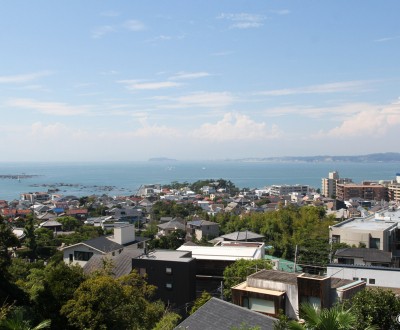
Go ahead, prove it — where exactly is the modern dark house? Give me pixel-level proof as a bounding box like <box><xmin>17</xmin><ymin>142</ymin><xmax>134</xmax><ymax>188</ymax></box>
<box><xmin>132</xmin><ymin>250</ymin><xmax>196</xmax><ymax>314</ymax></box>
<box><xmin>231</xmin><ymin>269</ymin><xmax>365</xmax><ymax>319</ymax></box>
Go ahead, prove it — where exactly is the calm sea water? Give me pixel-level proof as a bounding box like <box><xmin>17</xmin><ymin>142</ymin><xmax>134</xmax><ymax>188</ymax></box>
<box><xmin>0</xmin><ymin>161</ymin><xmax>399</xmax><ymax>201</ymax></box>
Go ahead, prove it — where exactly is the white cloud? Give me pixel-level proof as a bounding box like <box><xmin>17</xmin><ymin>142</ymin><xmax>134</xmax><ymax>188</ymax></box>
<box><xmin>91</xmin><ymin>25</ymin><xmax>116</xmax><ymax>38</ymax></box>
<box><xmin>0</xmin><ymin>71</ymin><xmax>52</xmax><ymax>84</ymax></box>
<box><xmin>131</xmin><ymin>118</ymin><xmax>182</xmax><ymax>138</ymax></box>
<box><xmin>270</xmin><ymin>9</ymin><xmax>290</xmax><ymax>15</ymax></box>
<box><xmin>123</xmin><ymin>20</ymin><xmax>145</xmax><ymax>31</ymax></box>
<box><xmin>192</xmin><ymin>113</ymin><xmax>281</xmax><ymax>141</ymax></box>
<box><xmin>374</xmin><ymin>36</ymin><xmax>400</xmax><ymax>42</ymax></box>
<box><xmin>118</xmin><ymin>80</ymin><xmax>181</xmax><ymax>90</ymax></box>
<box><xmin>158</xmin><ymin>91</ymin><xmax>235</xmax><ymax>109</ymax></box>
<box><xmin>317</xmin><ymin>101</ymin><xmax>400</xmax><ymax>138</ymax></box>
<box><xmin>258</xmin><ymin>80</ymin><xmax>374</xmax><ymax>96</ymax></box>
<box><xmin>217</xmin><ymin>13</ymin><xmax>266</xmax><ymax>29</ymax></box>
<box><xmin>264</xmin><ymin>102</ymin><xmax>377</xmax><ymax>118</ymax></box>
<box><xmin>7</xmin><ymin>98</ymin><xmax>92</xmax><ymax>116</ymax></box>
<box><xmin>170</xmin><ymin>71</ymin><xmax>211</xmax><ymax>80</ymax></box>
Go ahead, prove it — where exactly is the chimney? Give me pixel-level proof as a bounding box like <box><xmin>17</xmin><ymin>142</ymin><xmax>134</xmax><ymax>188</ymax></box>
<box><xmin>113</xmin><ymin>224</ymin><xmax>136</xmax><ymax>245</ymax></box>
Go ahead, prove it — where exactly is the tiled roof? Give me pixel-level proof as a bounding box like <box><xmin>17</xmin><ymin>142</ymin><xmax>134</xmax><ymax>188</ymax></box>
<box><xmin>221</xmin><ymin>231</ymin><xmax>264</xmax><ymax>241</ymax></box>
<box><xmin>81</xmin><ymin>236</ymin><xmax>124</xmax><ymax>253</ymax></box>
<box><xmin>335</xmin><ymin>248</ymin><xmax>392</xmax><ymax>263</ymax></box>
<box><xmin>175</xmin><ymin>298</ymin><xmax>276</xmax><ymax>330</ymax></box>
<box><xmin>83</xmin><ymin>248</ymin><xmax>143</xmax><ymax>278</ymax></box>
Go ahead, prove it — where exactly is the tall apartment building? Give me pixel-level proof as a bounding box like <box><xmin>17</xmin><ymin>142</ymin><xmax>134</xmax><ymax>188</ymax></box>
<box><xmin>321</xmin><ymin>171</ymin><xmax>353</xmax><ymax>198</ymax></box>
<box><xmin>336</xmin><ymin>183</ymin><xmax>388</xmax><ymax>202</ymax></box>
<box><xmin>269</xmin><ymin>184</ymin><xmax>309</xmax><ymax>197</ymax></box>
<box><xmin>388</xmin><ymin>173</ymin><xmax>400</xmax><ymax>203</ymax></box>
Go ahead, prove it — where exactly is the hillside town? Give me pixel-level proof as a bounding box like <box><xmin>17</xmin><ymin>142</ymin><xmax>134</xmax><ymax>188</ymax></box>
<box><xmin>1</xmin><ymin>172</ymin><xmax>400</xmax><ymax>329</ymax></box>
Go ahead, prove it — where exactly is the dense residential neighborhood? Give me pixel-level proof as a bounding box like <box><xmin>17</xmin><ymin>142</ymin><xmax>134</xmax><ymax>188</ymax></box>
<box><xmin>1</xmin><ymin>175</ymin><xmax>400</xmax><ymax>329</ymax></box>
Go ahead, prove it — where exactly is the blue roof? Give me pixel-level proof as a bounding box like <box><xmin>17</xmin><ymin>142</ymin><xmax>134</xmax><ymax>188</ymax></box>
<box><xmin>53</xmin><ymin>208</ymin><xmax>64</xmax><ymax>213</ymax></box>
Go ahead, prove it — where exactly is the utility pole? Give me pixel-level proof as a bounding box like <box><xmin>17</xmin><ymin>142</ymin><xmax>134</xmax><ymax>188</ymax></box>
<box><xmin>294</xmin><ymin>244</ymin><xmax>298</xmax><ymax>273</ymax></box>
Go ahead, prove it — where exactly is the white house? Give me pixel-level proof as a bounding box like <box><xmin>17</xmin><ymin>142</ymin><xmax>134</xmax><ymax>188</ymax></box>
<box><xmin>61</xmin><ymin>224</ymin><xmax>147</xmax><ymax>267</ymax></box>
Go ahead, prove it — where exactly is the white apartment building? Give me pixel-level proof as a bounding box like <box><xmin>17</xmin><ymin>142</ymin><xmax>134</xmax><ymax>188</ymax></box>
<box><xmin>269</xmin><ymin>184</ymin><xmax>309</xmax><ymax>197</ymax></box>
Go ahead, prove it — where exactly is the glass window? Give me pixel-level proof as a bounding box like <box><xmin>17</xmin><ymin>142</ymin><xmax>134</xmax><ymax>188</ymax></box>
<box><xmin>74</xmin><ymin>251</ymin><xmax>93</xmax><ymax>261</ymax></box>
<box><xmin>166</xmin><ymin>267</ymin><xmax>172</xmax><ymax>274</ymax></box>
<box><xmin>165</xmin><ymin>283</ymin><xmax>173</xmax><ymax>289</ymax></box>
<box><xmin>369</xmin><ymin>278</ymin><xmax>375</xmax><ymax>284</ymax></box>
<box><xmin>370</xmin><ymin>238</ymin><xmax>381</xmax><ymax>249</ymax></box>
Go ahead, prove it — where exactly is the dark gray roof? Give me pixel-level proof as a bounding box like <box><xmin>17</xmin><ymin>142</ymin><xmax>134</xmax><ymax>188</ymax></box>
<box><xmin>157</xmin><ymin>219</ymin><xmax>186</xmax><ymax>230</ymax></box>
<box><xmin>83</xmin><ymin>236</ymin><xmax>124</xmax><ymax>253</ymax></box>
<box><xmin>187</xmin><ymin>219</ymin><xmax>218</xmax><ymax>227</ymax></box>
<box><xmin>83</xmin><ymin>248</ymin><xmax>144</xmax><ymax>278</ymax></box>
<box><xmin>335</xmin><ymin>248</ymin><xmax>392</xmax><ymax>263</ymax></box>
<box><xmin>175</xmin><ymin>298</ymin><xmax>276</xmax><ymax>330</ymax></box>
<box><xmin>250</xmin><ymin>269</ymin><xmax>298</xmax><ymax>284</ymax></box>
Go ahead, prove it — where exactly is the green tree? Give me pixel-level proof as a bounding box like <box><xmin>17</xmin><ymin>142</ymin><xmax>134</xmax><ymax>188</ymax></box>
<box><xmin>0</xmin><ymin>219</ymin><xmax>20</xmax><ymax>275</ymax></box>
<box><xmin>223</xmin><ymin>259</ymin><xmax>272</xmax><ymax>300</ymax></box>
<box><xmin>190</xmin><ymin>291</ymin><xmax>212</xmax><ymax>315</ymax></box>
<box><xmin>286</xmin><ymin>303</ymin><xmax>363</xmax><ymax>330</ymax></box>
<box><xmin>343</xmin><ymin>287</ymin><xmax>400</xmax><ymax>330</ymax></box>
<box><xmin>153</xmin><ymin>312</ymin><xmax>181</xmax><ymax>330</ymax></box>
<box><xmin>0</xmin><ymin>307</ymin><xmax>51</xmax><ymax>330</ymax></box>
<box><xmin>57</xmin><ymin>216</ymin><xmax>81</xmax><ymax>231</ymax></box>
<box><xmin>61</xmin><ymin>271</ymin><xmax>164</xmax><ymax>330</ymax></box>
<box><xmin>20</xmin><ymin>262</ymin><xmax>85</xmax><ymax>328</ymax></box>
<box><xmin>23</xmin><ymin>218</ymin><xmax>37</xmax><ymax>259</ymax></box>
<box><xmin>149</xmin><ymin>230</ymin><xmax>186</xmax><ymax>250</ymax></box>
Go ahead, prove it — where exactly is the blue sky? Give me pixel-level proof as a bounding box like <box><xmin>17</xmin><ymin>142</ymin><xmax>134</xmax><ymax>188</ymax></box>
<box><xmin>1</xmin><ymin>1</ymin><xmax>400</xmax><ymax>161</ymax></box>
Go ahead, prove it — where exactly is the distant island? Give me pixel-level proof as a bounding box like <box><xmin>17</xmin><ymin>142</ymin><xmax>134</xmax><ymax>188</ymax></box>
<box><xmin>229</xmin><ymin>152</ymin><xmax>400</xmax><ymax>163</ymax></box>
<box><xmin>148</xmin><ymin>157</ymin><xmax>177</xmax><ymax>162</ymax></box>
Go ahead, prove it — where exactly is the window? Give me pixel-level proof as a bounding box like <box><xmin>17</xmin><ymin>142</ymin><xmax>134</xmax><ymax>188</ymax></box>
<box><xmin>138</xmin><ymin>268</ymin><xmax>146</xmax><ymax>276</ymax></box>
<box><xmin>370</xmin><ymin>237</ymin><xmax>381</xmax><ymax>249</ymax></box>
<box><xmin>74</xmin><ymin>251</ymin><xmax>93</xmax><ymax>261</ymax></box>
<box><xmin>338</xmin><ymin>258</ymin><xmax>354</xmax><ymax>265</ymax></box>
<box><xmin>165</xmin><ymin>283</ymin><xmax>173</xmax><ymax>290</ymax></box>
<box><xmin>361</xmin><ymin>278</ymin><xmax>367</xmax><ymax>282</ymax></box>
<box><xmin>332</xmin><ymin>235</ymin><xmax>340</xmax><ymax>243</ymax></box>
<box><xmin>353</xmin><ymin>277</ymin><xmax>359</xmax><ymax>281</ymax></box>
<box><xmin>166</xmin><ymin>267</ymin><xmax>172</xmax><ymax>274</ymax></box>
<box><xmin>369</xmin><ymin>278</ymin><xmax>376</xmax><ymax>284</ymax></box>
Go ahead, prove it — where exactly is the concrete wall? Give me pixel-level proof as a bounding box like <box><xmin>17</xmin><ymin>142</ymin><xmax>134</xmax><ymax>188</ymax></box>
<box><xmin>327</xmin><ymin>265</ymin><xmax>400</xmax><ymax>288</ymax></box>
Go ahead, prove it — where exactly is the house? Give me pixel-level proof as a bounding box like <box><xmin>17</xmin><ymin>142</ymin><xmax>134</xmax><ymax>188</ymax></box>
<box><xmin>106</xmin><ymin>207</ymin><xmax>143</xmax><ymax>223</ymax></box>
<box><xmin>82</xmin><ymin>246</ymin><xmax>144</xmax><ymax>278</ymax></box>
<box><xmin>329</xmin><ymin>207</ymin><xmax>400</xmax><ymax>264</ymax></box>
<box><xmin>333</xmin><ymin>248</ymin><xmax>394</xmax><ymax>267</ymax></box>
<box><xmin>186</xmin><ymin>219</ymin><xmax>219</xmax><ymax>241</ymax></box>
<box><xmin>39</xmin><ymin>220</ymin><xmax>62</xmax><ymax>232</ymax></box>
<box><xmin>178</xmin><ymin>241</ymin><xmax>265</xmax><ymax>277</ymax></box>
<box><xmin>157</xmin><ymin>218</ymin><xmax>186</xmax><ymax>237</ymax></box>
<box><xmin>132</xmin><ymin>250</ymin><xmax>196</xmax><ymax>314</ymax></box>
<box><xmin>61</xmin><ymin>224</ymin><xmax>147</xmax><ymax>267</ymax></box>
<box><xmin>327</xmin><ymin>264</ymin><xmax>400</xmax><ymax>289</ymax></box>
<box><xmin>231</xmin><ymin>269</ymin><xmax>365</xmax><ymax>319</ymax></box>
<box><xmin>175</xmin><ymin>297</ymin><xmax>276</xmax><ymax>330</ymax></box>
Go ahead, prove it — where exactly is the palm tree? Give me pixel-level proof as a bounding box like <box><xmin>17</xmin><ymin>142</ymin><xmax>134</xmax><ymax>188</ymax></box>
<box><xmin>0</xmin><ymin>308</ymin><xmax>51</xmax><ymax>330</ymax></box>
<box><xmin>287</xmin><ymin>303</ymin><xmax>377</xmax><ymax>330</ymax></box>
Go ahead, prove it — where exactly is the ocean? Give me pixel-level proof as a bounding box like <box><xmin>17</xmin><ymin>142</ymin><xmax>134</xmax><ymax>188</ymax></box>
<box><xmin>0</xmin><ymin>161</ymin><xmax>399</xmax><ymax>201</ymax></box>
